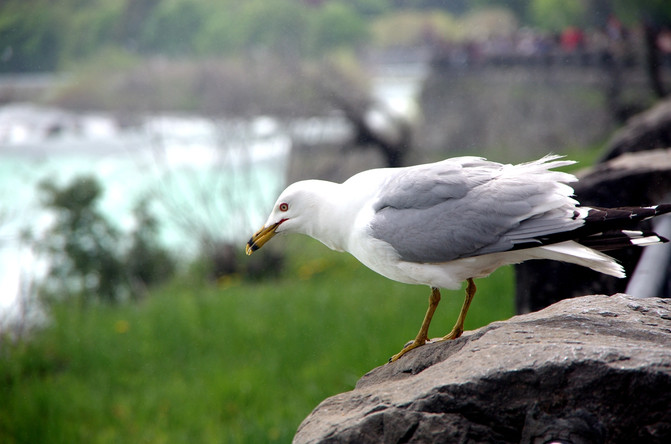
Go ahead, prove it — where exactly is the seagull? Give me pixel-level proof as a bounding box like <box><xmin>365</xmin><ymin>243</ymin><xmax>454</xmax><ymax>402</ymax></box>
<box><xmin>245</xmin><ymin>155</ymin><xmax>671</xmax><ymax>362</ymax></box>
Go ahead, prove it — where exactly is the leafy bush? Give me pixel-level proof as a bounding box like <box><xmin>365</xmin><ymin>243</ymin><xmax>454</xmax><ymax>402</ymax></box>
<box><xmin>125</xmin><ymin>199</ymin><xmax>177</xmax><ymax>293</ymax></box>
<box><xmin>35</xmin><ymin>176</ymin><xmax>175</xmax><ymax>304</ymax></box>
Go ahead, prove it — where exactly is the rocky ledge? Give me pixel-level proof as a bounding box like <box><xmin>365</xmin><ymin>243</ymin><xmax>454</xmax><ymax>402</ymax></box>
<box><xmin>294</xmin><ymin>294</ymin><xmax>671</xmax><ymax>444</ymax></box>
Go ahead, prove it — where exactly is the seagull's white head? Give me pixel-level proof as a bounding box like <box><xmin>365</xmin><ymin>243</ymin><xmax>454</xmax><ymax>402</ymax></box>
<box><xmin>245</xmin><ymin>180</ymin><xmax>336</xmax><ymax>255</ymax></box>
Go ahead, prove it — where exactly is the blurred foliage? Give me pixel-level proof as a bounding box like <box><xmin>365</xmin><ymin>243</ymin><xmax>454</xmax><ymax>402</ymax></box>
<box><xmin>370</xmin><ymin>10</ymin><xmax>459</xmax><ymax>48</ymax></box>
<box><xmin>0</xmin><ymin>0</ymin><xmax>369</xmax><ymax>72</ymax></box>
<box><xmin>529</xmin><ymin>0</ymin><xmax>588</xmax><ymax>32</ymax></box>
<box><xmin>458</xmin><ymin>8</ymin><xmax>520</xmax><ymax>40</ymax></box>
<box><xmin>612</xmin><ymin>0</ymin><xmax>671</xmax><ymax>27</ymax></box>
<box><xmin>35</xmin><ymin>175</ymin><xmax>175</xmax><ymax>304</ymax></box>
<box><xmin>49</xmin><ymin>53</ymin><xmax>370</xmax><ymax>116</ymax></box>
<box><xmin>370</xmin><ymin>8</ymin><xmax>519</xmax><ymax>48</ymax></box>
<box><xmin>125</xmin><ymin>199</ymin><xmax>177</xmax><ymax>291</ymax></box>
<box><xmin>188</xmin><ymin>240</ymin><xmax>285</xmax><ymax>284</ymax></box>
<box><xmin>308</xmin><ymin>1</ymin><xmax>368</xmax><ymax>54</ymax></box>
<box><xmin>37</xmin><ymin>176</ymin><xmax>126</xmax><ymax>304</ymax></box>
<box><xmin>3</xmin><ymin>0</ymin><xmax>671</xmax><ymax>73</ymax></box>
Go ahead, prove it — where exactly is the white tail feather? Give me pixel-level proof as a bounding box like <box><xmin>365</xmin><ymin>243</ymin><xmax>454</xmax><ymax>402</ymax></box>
<box><xmin>533</xmin><ymin>241</ymin><xmax>625</xmax><ymax>278</ymax></box>
<box><xmin>621</xmin><ymin>230</ymin><xmax>663</xmax><ymax>247</ymax></box>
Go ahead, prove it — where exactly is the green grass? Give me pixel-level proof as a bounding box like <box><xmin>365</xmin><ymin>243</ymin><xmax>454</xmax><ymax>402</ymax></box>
<box><xmin>0</xmin><ymin>237</ymin><xmax>514</xmax><ymax>443</ymax></box>
<box><xmin>557</xmin><ymin>143</ymin><xmax>606</xmax><ymax>171</ymax></box>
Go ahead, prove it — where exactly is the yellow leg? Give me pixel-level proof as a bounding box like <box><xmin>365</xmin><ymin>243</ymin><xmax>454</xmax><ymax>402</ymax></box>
<box><xmin>389</xmin><ymin>287</ymin><xmax>441</xmax><ymax>362</ymax></box>
<box><xmin>440</xmin><ymin>278</ymin><xmax>476</xmax><ymax>341</ymax></box>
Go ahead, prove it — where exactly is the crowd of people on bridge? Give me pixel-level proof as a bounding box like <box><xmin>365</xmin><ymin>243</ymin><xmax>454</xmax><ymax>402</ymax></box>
<box><xmin>430</xmin><ymin>15</ymin><xmax>671</xmax><ymax>68</ymax></box>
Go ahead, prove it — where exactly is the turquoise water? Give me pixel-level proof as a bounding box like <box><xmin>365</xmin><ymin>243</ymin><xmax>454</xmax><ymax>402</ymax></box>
<box><xmin>0</xmin><ymin>117</ymin><xmax>291</xmax><ymax>317</ymax></box>
<box><xmin>0</xmin><ymin>66</ymin><xmax>425</xmax><ymax>323</ymax></box>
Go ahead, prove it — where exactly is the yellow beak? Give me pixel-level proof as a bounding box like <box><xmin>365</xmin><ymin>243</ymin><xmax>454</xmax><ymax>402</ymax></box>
<box><xmin>245</xmin><ymin>221</ymin><xmax>283</xmax><ymax>255</ymax></box>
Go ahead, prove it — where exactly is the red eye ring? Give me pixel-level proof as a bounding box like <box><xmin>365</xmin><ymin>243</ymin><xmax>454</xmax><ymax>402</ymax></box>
<box><xmin>279</xmin><ymin>203</ymin><xmax>289</xmax><ymax>212</ymax></box>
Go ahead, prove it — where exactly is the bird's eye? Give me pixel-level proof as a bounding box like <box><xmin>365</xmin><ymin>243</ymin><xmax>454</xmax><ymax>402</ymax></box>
<box><xmin>279</xmin><ymin>203</ymin><xmax>289</xmax><ymax>212</ymax></box>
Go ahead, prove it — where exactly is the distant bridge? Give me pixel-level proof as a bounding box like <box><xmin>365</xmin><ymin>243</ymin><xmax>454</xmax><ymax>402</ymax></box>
<box><xmin>431</xmin><ymin>49</ymin><xmax>671</xmax><ymax>71</ymax></box>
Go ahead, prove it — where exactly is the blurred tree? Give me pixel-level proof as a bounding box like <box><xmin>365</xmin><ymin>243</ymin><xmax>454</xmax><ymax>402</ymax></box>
<box><xmin>194</xmin><ymin>3</ymin><xmax>240</xmax><ymax>56</ymax></box>
<box><xmin>139</xmin><ymin>0</ymin><xmax>208</xmax><ymax>55</ymax></box>
<box><xmin>477</xmin><ymin>0</ymin><xmax>528</xmax><ymax>21</ymax></box>
<box><xmin>61</xmin><ymin>0</ymin><xmax>123</xmax><ymax>62</ymax></box>
<box><xmin>611</xmin><ymin>0</ymin><xmax>671</xmax><ymax>26</ymax></box>
<box><xmin>459</xmin><ymin>8</ymin><xmax>518</xmax><ymax>41</ymax></box>
<box><xmin>0</xmin><ymin>0</ymin><xmax>64</xmax><ymax>72</ymax></box>
<box><xmin>38</xmin><ymin>176</ymin><xmax>126</xmax><ymax>304</ymax></box>
<box><xmin>393</xmin><ymin>0</ymin><xmax>470</xmax><ymax>15</ymax></box>
<box><xmin>125</xmin><ymin>199</ymin><xmax>176</xmax><ymax>293</ymax></box>
<box><xmin>308</xmin><ymin>2</ymin><xmax>368</xmax><ymax>55</ymax></box>
<box><xmin>371</xmin><ymin>10</ymin><xmax>459</xmax><ymax>49</ymax></box>
<box><xmin>115</xmin><ymin>0</ymin><xmax>162</xmax><ymax>52</ymax></box>
<box><xmin>238</xmin><ymin>0</ymin><xmax>310</xmax><ymax>56</ymax></box>
<box><xmin>36</xmin><ymin>176</ymin><xmax>174</xmax><ymax>305</ymax></box>
<box><xmin>528</xmin><ymin>0</ymin><xmax>588</xmax><ymax>32</ymax></box>
<box><xmin>611</xmin><ymin>0</ymin><xmax>671</xmax><ymax>98</ymax></box>
<box><xmin>348</xmin><ymin>0</ymin><xmax>390</xmax><ymax>17</ymax></box>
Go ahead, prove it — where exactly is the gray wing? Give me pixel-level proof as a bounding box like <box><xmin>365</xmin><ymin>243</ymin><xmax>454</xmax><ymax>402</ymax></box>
<box><xmin>369</xmin><ymin>156</ymin><xmax>581</xmax><ymax>263</ymax></box>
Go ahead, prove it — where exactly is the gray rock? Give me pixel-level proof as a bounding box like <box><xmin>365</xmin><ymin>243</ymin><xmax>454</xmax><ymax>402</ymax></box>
<box><xmin>294</xmin><ymin>294</ymin><xmax>671</xmax><ymax>444</ymax></box>
<box><xmin>601</xmin><ymin>98</ymin><xmax>671</xmax><ymax>162</ymax></box>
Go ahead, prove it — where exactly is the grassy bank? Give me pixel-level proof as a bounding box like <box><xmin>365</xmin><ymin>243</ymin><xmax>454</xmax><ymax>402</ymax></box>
<box><xmin>1</xmin><ymin>237</ymin><xmax>514</xmax><ymax>443</ymax></box>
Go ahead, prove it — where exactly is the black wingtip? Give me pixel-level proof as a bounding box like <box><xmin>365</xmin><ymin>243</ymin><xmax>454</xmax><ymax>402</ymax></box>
<box><xmin>653</xmin><ymin>204</ymin><xmax>671</xmax><ymax>217</ymax></box>
<box><xmin>583</xmin><ymin>204</ymin><xmax>671</xmax><ymax>225</ymax></box>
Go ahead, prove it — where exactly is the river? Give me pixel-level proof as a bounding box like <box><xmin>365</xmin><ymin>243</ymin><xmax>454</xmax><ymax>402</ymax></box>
<box><xmin>0</xmin><ymin>109</ymin><xmax>293</xmax><ymax>324</ymax></box>
<box><xmin>0</xmin><ymin>59</ymin><xmax>428</xmax><ymax>328</ymax></box>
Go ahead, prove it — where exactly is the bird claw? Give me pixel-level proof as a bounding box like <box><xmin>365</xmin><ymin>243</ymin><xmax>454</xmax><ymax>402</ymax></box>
<box><xmin>441</xmin><ymin>327</ymin><xmax>463</xmax><ymax>341</ymax></box>
<box><xmin>388</xmin><ymin>338</ymin><xmax>427</xmax><ymax>363</ymax></box>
